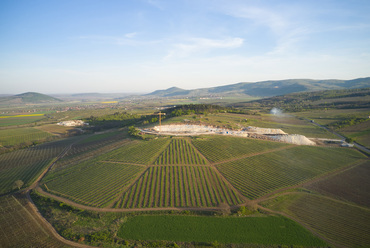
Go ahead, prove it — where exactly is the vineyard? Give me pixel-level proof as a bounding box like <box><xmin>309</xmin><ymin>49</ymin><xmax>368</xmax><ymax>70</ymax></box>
<box><xmin>306</xmin><ymin>160</ymin><xmax>370</xmax><ymax>207</ymax></box>
<box><xmin>216</xmin><ymin>146</ymin><xmax>366</xmax><ymax>199</ymax></box>
<box><xmin>192</xmin><ymin>135</ymin><xmax>290</xmax><ymax>163</ymax></box>
<box><xmin>263</xmin><ymin>193</ymin><xmax>370</xmax><ymax>247</ymax></box>
<box><xmin>115</xmin><ymin>166</ymin><xmax>242</xmax><ymax>208</ymax></box>
<box><xmin>0</xmin><ymin>194</ymin><xmax>65</xmax><ymax>247</ymax></box>
<box><xmin>154</xmin><ymin>138</ymin><xmax>207</xmax><ymax>165</ymax></box>
<box><xmin>0</xmin><ymin>138</ymin><xmax>75</xmax><ymax>194</ymax></box>
<box><xmin>52</xmin><ymin>131</ymin><xmax>130</xmax><ymax>169</ymax></box>
<box><xmin>44</xmin><ymin>161</ymin><xmax>144</xmax><ymax>207</ymax></box>
<box><xmin>0</xmin><ymin>127</ymin><xmax>54</xmax><ymax>146</ymax></box>
<box><xmin>100</xmin><ymin>137</ymin><xmax>171</xmax><ymax>164</ymax></box>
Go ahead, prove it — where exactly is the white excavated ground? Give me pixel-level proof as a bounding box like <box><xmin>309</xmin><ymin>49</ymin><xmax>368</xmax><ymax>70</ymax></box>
<box><xmin>270</xmin><ymin>134</ymin><xmax>316</xmax><ymax>146</ymax></box>
<box><xmin>144</xmin><ymin>124</ymin><xmax>315</xmax><ymax>146</ymax></box>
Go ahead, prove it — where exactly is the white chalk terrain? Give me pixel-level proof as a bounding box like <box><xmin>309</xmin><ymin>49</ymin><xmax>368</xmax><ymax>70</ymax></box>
<box><xmin>146</xmin><ymin>124</ymin><xmax>315</xmax><ymax>145</ymax></box>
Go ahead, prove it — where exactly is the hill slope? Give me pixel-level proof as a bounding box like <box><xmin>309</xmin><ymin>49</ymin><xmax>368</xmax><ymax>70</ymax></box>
<box><xmin>0</xmin><ymin>92</ymin><xmax>62</xmax><ymax>104</ymax></box>
<box><xmin>147</xmin><ymin>77</ymin><xmax>370</xmax><ymax>97</ymax></box>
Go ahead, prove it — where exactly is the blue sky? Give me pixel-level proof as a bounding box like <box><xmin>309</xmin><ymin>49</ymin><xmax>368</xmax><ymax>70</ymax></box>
<box><xmin>1</xmin><ymin>0</ymin><xmax>369</xmax><ymax>94</ymax></box>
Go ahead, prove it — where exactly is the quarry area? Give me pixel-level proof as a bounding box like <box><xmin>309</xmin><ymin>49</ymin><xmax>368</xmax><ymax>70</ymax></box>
<box><xmin>143</xmin><ymin>124</ymin><xmax>316</xmax><ymax>146</ymax></box>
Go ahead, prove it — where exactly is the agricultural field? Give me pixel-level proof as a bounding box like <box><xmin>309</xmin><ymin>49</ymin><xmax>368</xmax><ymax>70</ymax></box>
<box><xmin>0</xmin><ymin>194</ymin><xmax>66</xmax><ymax>248</ymax></box>
<box><xmin>117</xmin><ymin>215</ymin><xmax>327</xmax><ymax>246</ymax></box>
<box><xmin>338</xmin><ymin>120</ymin><xmax>370</xmax><ymax>148</ymax></box>
<box><xmin>216</xmin><ymin>146</ymin><xmax>366</xmax><ymax>199</ymax></box>
<box><xmin>43</xmin><ymin>161</ymin><xmax>144</xmax><ymax>207</ymax></box>
<box><xmin>0</xmin><ymin>138</ymin><xmax>76</xmax><ymax>194</ymax></box>
<box><xmin>0</xmin><ymin>114</ymin><xmax>47</xmax><ymax>127</ymax></box>
<box><xmin>34</xmin><ymin>124</ymin><xmax>78</xmax><ymax>136</ymax></box>
<box><xmin>261</xmin><ymin>193</ymin><xmax>370</xmax><ymax>248</ymax></box>
<box><xmin>306</xmin><ymin>160</ymin><xmax>370</xmax><ymax>207</ymax></box>
<box><xmin>293</xmin><ymin>108</ymin><xmax>370</xmax><ymax>148</ymax></box>
<box><xmin>192</xmin><ymin>135</ymin><xmax>290</xmax><ymax>163</ymax></box>
<box><xmin>115</xmin><ymin>166</ymin><xmax>242</xmax><ymax>208</ymax></box>
<box><xmin>100</xmin><ymin>137</ymin><xmax>171</xmax><ymax>164</ymax></box>
<box><xmin>0</xmin><ymin>127</ymin><xmax>54</xmax><ymax>146</ymax></box>
<box><xmin>154</xmin><ymin>138</ymin><xmax>207</xmax><ymax>165</ymax></box>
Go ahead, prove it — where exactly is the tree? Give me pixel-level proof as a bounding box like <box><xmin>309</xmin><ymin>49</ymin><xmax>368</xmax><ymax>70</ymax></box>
<box><xmin>128</xmin><ymin>126</ymin><xmax>140</xmax><ymax>136</ymax></box>
<box><xmin>13</xmin><ymin>180</ymin><xmax>24</xmax><ymax>190</ymax></box>
<box><xmin>345</xmin><ymin>137</ymin><xmax>354</xmax><ymax>143</ymax></box>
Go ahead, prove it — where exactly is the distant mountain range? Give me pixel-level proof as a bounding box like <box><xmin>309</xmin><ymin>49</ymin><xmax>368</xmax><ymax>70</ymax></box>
<box><xmin>0</xmin><ymin>92</ymin><xmax>62</xmax><ymax>104</ymax></box>
<box><xmin>146</xmin><ymin>77</ymin><xmax>370</xmax><ymax>97</ymax></box>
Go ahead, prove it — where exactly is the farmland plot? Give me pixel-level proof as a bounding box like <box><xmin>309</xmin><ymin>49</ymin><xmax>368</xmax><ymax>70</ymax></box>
<box><xmin>263</xmin><ymin>193</ymin><xmax>370</xmax><ymax>248</ymax></box>
<box><xmin>217</xmin><ymin>146</ymin><xmax>366</xmax><ymax>199</ymax></box>
<box><xmin>306</xmin><ymin>160</ymin><xmax>370</xmax><ymax>207</ymax></box>
<box><xmin>0</xmin><ymin>138</ymin><xmax>74</xmax><ymax>194</ymax></box>
<box><xmin>100</xmin><ymin>137</ymin><xmax>170</xmax><ymax>165</ymax></box>
<box><xmin>53</xmin><ymin>131</ymin><xmax>130</xmax><ymax>169</ymax></box>
<box><xmin>192</xmin><ymin>135</ymin><xmax>289</xmax><ymax>163</ymax></box>
<box><xmin>115</xmin><ymin>166</ymin><xmax>242</xmax><ymax>208</ymax></box>
<box><xmin>0</xmin><ymin>195</ymin><xmax>65</xmax><ymax>248</ymax></box>
<box><xmin>45</xmin><ymin>162</ymin><xmax>144</xmax><ymax>207</ymax></box>
<box><xmin>0</xmin><ymin>127</ymin><xmax>53</xmax><ymax>146</ymax></box>
<box><xmin>154</xmin><ymin>138</ymin><xmax>207</xmax><ymax>165</ymax></box>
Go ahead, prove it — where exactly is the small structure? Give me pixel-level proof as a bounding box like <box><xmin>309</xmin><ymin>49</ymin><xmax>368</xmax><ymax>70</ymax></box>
<box><xmin>341</xmin><ymin>142</ymin><xmax>354</xmax><ymax>147</ymax></box>
<box><xmin>57</xmin><ymin>120</ymin><xmax>87</xmax><ymax>127</ymax></box>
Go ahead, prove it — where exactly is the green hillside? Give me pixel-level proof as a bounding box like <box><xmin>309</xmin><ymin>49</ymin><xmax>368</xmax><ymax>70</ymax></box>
<box><xmin>146</xmin><ymin>77</ymin><xmax>370</xmax><ymax>97</ymax></box>
<box><xmin>0</xmin><ymin>92</ymin><xmax>62</xmax><ymax>104</ymax></box>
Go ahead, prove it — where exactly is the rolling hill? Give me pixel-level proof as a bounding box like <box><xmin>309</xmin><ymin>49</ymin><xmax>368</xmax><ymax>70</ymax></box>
<box><xmin>0</xmin><ymin>92</ymin><xmax>62</xmax><ymax>104</ymax></box>
<box><xmin>146</xmin><ymin>77</ymin><xmax>370</xmax><ymax>97</ymax></box>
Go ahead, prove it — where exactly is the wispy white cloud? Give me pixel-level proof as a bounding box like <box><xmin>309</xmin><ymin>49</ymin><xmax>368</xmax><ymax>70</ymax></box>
<box><xmin>145</xmin><ymin>0</ymin><xmax>164</xmax><ymax>10</ymax></box>
<box><xmin>76</xmin><ymin>34</ymin><xmax>158</xmax><ymax>46</ymax></box>
<box><xmin>224</xmin><ymin>5</ymin><xmax>288</xmax><ymax>34</ymax></box>
<box><xmin>165</xmin><ymin>37</ymin><xmax>244</xmax><ymax>59</ymax></box>
<box><xmin>124</xmin><ymin>32</ymin><xmax>138</xmax><ymax>38</ymax></box>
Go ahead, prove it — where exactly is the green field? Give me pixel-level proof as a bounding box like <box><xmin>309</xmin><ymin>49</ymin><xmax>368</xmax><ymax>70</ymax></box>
<box><xmin>217</xmin><ymin>146</ymin><xmax>366</xmax><ymax>199</ymax></box>
<box><xmin>117</xmin><ymin>215</ymin><xmax>327</xmax><ymax>246</ymax></box>
<box><xmin>261</xmin><ymin>193</ymin><xmax>370</xmax><ymax>247</ymax></box>
<box><xmin>0</xmin><ymin>115</ymin><xmax>47</xmax><ymax>127</ymax></box>
<box><xmin>115</xmin><ymin>166</ymin><xmax>242</xmax><ymax>208</ymax></box>
<box><xmin>0</xmin><ymin>127</ymin><xmax>54</xmax><ymax>146</ymax></box>
<box><xmin>44</xmin><ymin>161</ymin><xmax>144</xmax><ymax>207</ymax></box>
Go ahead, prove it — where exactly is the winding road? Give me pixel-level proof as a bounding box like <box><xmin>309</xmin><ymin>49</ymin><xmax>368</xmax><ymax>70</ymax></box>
<box><xmin>304</xmin><ymin>117</ymin><xmax>370</xmax><ymax>153</ymax></box>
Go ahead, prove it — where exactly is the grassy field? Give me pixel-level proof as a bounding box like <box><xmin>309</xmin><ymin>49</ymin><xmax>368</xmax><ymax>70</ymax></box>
<box><xmin>0</xmin><ymin>115</ymin><xmax>47</xmax><ymax>127</ymax></box>
<box><xmin>117</xmin><ymin>215</ymin><xmax>327</xmax><ymax>246</ymax></box>
<box><xmin>0</xmin><ymin>127</ymin><xmax>54</xmax><ymax>146</ymax></box>
<box><xmin>217</xmin><ymin>146</ymin><xmax>366</xmax><ymax>199</ymax></box>
<box><xmin>44</xmin><ymin>161</ymin><xmax>144</xmax><ymax>207</ymax></box>
<box><xmin>306</xmin><ymin>160</ymin><xmax>370</xmax><ymax>208</ymax></box>
<box><xmin>192</xmin><ymin>135</ymin><xmax>290</xmax><ymax>163</ymax></box>
<box><xmin>115</xmin><ymin>166</ymin><xmax>242</xmax><ymax>208</ymax></box>
<box><xmin>261</xmin><ymin>193</ymin><xmax>370</xmax><ymax>247</ymax></box>
<box><xmin>0</xmin><ymin>194</ymin><xmax>66</xmax><ymax>248</ymax></box>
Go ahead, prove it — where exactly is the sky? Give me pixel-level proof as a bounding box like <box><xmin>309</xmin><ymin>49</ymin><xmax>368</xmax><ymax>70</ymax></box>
<box><xmin>1</xmin><ymin>0</ymin><xmax>370</xmax><ymax>94</ymax></box>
